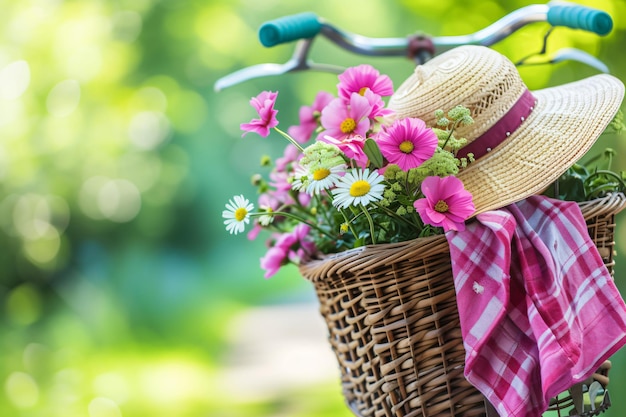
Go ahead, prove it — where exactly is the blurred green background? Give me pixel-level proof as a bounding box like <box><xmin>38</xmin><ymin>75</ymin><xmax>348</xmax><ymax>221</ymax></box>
<box><xmin>1</xmin><ymin>0</ymin><xmax>626</xmax><ymax>416</ymax></box>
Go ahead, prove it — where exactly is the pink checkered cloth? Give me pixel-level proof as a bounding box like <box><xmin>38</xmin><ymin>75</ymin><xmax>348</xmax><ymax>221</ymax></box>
<box><xmin>446</xmin><ymin>195</ymin><xmax>626</xmax><ymax>417</ymax></box>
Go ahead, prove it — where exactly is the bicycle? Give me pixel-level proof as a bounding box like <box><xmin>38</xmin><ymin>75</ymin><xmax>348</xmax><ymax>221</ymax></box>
<box><xmin>216</xmin><ymin>3</ymin><xmax>621</xmax><ymax>416</ymax></box>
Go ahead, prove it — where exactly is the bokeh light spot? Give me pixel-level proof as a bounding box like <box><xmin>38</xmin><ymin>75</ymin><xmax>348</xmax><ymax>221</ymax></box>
<box><xmin>80</xmin><ymin>176</ymin><xmax>142</xmax><ymax>222</ymax></box>
<box><xmin>88</xmin><ymin>397</ymin><xmax>123</xmax><ymax>417</ymax></box>
<box><xmin>128</xmin><ymin>111</ymin><xmax>170</xmax><ymax>150</ymax></box>
<box><xmin>0</xmin><ymin>97</ymin><xmax>24</xmax><ymax>131</ymax></box>
<box><xmin>66</xmin><ymin>46</ymin><xmax>103</xmax><ymax>81</ymax></box>
<box><xmin>13</xmin><ymin>194</ymin><xmax>51</xmax><ymax>239</ymax></box>
<box><xmin>111</xmin><ymin>10</ymin><xmax>143</xmax><ymax>43</ymax></box>
<box><xmin>0</xmin><ymin>60</ymin><xmax>30</xmax><ymax>100</ymax></box>
<box><xmin>50</xmin><ymin>368</ymin><xmax>83</xmax><ymax>407</ymax></box>
<box><xmin>131</xmin><ymin>86</ymin><xmax>168</xmax><ymax>113</ymax></box>
<box><xmin>98</xmin><ymin>179</ymin><xmax>142</xmax><ymax>223</ymax></box>
<box><xmin>12</xmin><ymin>193</ymin><xmax>69</xmax><ymax>240</ymax></box>
<box><xmin>93</xmin><ymin>373</ymin><xmax>130</xmax><ymax>405</ymax></box>
<box><xmin>118</xmin><ymin>152</ymin><xmax>162</xmax><ymax>192</ymax></box>
<box><xmin>6</xmin><ymin>284</ymin><xmax>42</xmax><ymax>326</ymax></box>
<box><xmin>194</xmin><ymin>6</ymin><xmax>250</xmax><ymax>56</ymax></box>
<box><xmin>5</xmin><ymin>372</ymin><xmax>39</xmax><ymax>408</ymax></box>
<box><xmin>139</xmin><ymin>359</ymin><xmax>212</xmax><ymax>404</ymax></box>
<box><xmin>23</xmin><ymin>343</ymin><xmax>52</xmax><ymax>374</ymax></box>
<box><xmin>46</xmin><ymin>79</ymin><xmax>81</xmax><ymax>117</ymax></box>
<box><xmin>22</xmin><ymin>226</ymin><xmax>62</xmax><ymax>265</ymax></box>
<box><xmin>79</xmin><ymin>176</ymin><xmax>108</xmax><ymax>220</ymax></box>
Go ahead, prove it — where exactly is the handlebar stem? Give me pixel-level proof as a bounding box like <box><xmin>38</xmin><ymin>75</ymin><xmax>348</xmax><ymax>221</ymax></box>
<box><xmin>318</xmin><ymin>23</ymin><xmax>409</xmax><ymax>56</ymax></box>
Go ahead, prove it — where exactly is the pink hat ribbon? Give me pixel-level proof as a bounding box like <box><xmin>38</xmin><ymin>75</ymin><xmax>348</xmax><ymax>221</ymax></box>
<box><xmin>457</xmin><ymin>89</ymin><xmax>537</xmax><ymax>161</ymax></box>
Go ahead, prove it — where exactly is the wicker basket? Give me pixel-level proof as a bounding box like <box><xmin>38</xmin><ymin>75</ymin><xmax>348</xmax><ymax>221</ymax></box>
<box><xmin>299</xmin><ymin>193</ymin><xmax>626</xmax><ymax>417</ymax></box>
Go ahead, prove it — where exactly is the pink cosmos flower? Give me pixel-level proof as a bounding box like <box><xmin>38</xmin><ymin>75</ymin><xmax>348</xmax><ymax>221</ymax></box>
<box><xmin>319</xmin><ymin>94</ymin><xmax>372</xmax><ymax>141</ymax></box>
<box><xmin>269</xmin><ymin>169</ymin><xmax>292</xmax><ymax>194</ymax></box>
<box><xmin>247</xmin><ymin>222</ymin><xmax>263</xmax><ymax>241</ymax></box>
<box><xmin>240</xmin><ymin>91</ymin><xmax>279</xmax><ymax>137</ymax></box>
<box><xmin>377</xmin><ymin>118</ymin><xmax>438</xmax><ymax>170</ymax></box>
<box><xmin>413</xmin><ymin>176</ymin><xmax>475</xmax><ymax>232</ymax></box>
<box><xmin>337</xmin><ymin>64</ymin><xmax>394</xmax><ymax>102</ymax></box>
<box><xmin>321</xmin><ymin>134</ymin><xmax>369</xmax><ymax>168</ymax></box>
<box><xmin>287</xmin><ymin>91</ymin><xmax>334</xmax><ymax>143</ymax></box>
<box><xmin>260</xmin><ymin>246</ymin><xmax>287</xmax><ymax>278</ymax></box>
<box><xmin>260</xmin><ymin>224</ymin><xmax>316</xmax><ymax>278</ymax></box>
<box><xmin>363</xmin><ymin>89</ymin><xmax>395</xmax><ymax>119</ymax></box>
<box><xmin>275</xmin><ymin>144</ymin><xmax>302</xmax><ymax>172</ymax></box>
<box><xmin>267</xmin><ymin>169</ymin><xmax>298</xmax><ymax>207</ymax></box>
<box><xmin>267</xmin><ymin>174</ymin><xmax>310</xmax><ymax>210</ymax></box>
<box><xmin>278</xmin><ymin>223</ymin><xmax>316</xmax><ymax>256</ymax></box>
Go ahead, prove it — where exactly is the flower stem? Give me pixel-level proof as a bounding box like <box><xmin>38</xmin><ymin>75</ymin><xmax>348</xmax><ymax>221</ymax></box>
<box><xmin>339</xmin><ymin>209</ymin><xmax>360</xmax><ymax>238</ymax></box>
<box><xmin>274</xmin><ymin>127</ymin><xmax>305</xmax><ymax>152</ymax></box>
<box><xmin>360</xmin><ymin>204</ymin><xmax>377</xmax><ymax>245</ymax></box>
<box><xmin>252</xmin><ymin>211</ymin><xmax>334</xmax><ymax>240</ymax></box>
<box><xmin>315</xmin><ymin>194</ymin><xmax>333</xmax><ymax>225</ymax></box>
<box><xmin>373</xmin><ymin>202</ymin><xmax>417</xmax><ymax>229</ymax></box>
<box><xmin>441</xmin><ymin>119</ymin><xmax>460</xmax><ymax>149</ymax></box>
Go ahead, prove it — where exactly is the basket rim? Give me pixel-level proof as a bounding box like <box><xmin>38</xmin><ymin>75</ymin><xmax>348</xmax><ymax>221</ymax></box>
<box><xmin>299</xmin><ymin>192</ymin><xmax>626</xmax><ymax>281</ymax></box>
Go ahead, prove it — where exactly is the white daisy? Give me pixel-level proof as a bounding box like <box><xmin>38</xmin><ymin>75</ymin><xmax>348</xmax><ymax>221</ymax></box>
<box><xmin>222</xmin><ymin>194</ymin><xmax>254</xmax><ymax>235</ymax></box>
<box><xmin>292</xmin><ymin>163</ymin><xmax>346</xmax><ymax>196</ymax></box>
<box><xmin>291</xmin><ymin>165</ymin><xmax>311</xmax><ymax>192</ymax></box>
<box><xmin>332</xmin><ymin>168</ymin><xmax>386</xmax><ymax>209</ymax></box>
<box><xmin>258</xmin><ymin>206</ymin><xmax>275</xmax><ymax>226</ymax></box>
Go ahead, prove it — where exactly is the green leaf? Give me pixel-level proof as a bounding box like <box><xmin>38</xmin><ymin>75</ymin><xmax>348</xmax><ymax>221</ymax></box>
<box><xmin>568</xmin><ymin>163</ymin><xmax>589</xmax><ymax>179</ymax></box>
<box><xmin>557</xmin><ymin>175</ymin><xmax>586</xmax><ymax>201</ymax></box>
<box><xmin>364</xmin><ymin>138</ymin><xmax>384</xmax><ymax>169</ymax></box>
<box><xmin>396</xmin><ymin>195</ymin><xmax>414</xmax><ymax>206</ymax></box>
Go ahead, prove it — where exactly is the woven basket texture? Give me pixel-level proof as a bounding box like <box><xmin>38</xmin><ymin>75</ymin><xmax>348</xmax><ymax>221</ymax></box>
<box><xmin>299</xmin><ymin>193</ymin><xmax>626</xmax><ymax>417</ymax></box>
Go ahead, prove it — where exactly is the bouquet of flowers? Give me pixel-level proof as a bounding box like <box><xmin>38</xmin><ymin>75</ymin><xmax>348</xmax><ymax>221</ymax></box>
<box><xmin>222</xmin><ymin>65</ymin><xmax>479</xmax><ymax>278</ymax></box>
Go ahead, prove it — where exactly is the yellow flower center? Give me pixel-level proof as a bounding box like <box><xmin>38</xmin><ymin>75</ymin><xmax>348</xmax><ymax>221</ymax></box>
<box><xmin>234</xmin><ymin>207</ymin><xmax>248</xmax><ymax>221</ymax></box>
<box><xmin>399</xmin><ymin>140</ymin><xmax>414</xmax><ymax>154</ymax></box>
<box><xmin>434</xmin><ymin>200</ymin><xmax>449</xmax><ymax>213</ymax></box>
<box><xmin>350</xmin><ymin>180</ymin><xmax>371</xmax><ymax>197</ymax></box>
<box><xmin>340</xmin><ymin>118</ymin><xmax>356</xmax><ymax>133</ymax></box>
<box><xmin>313</xmin><ymin>168</ymin><xmax>331</xmax><ymax>181</ymax></box>
<box><xmin>358</xmin><ymin>87</ymin><xmax>369</xmax><ymax>96</ymax></box>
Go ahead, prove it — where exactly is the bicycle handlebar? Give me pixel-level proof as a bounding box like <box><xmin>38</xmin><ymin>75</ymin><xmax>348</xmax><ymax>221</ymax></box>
<box><xmin>214</xmin><ymin>2</ymin><xmax>614</xmax><ymax>91</ymax></box>
<box><xmin>259</xmin><ymin>12</ymin><xmax>321</xmax><ymax>48</ymax></box>
<box><xmin>547</xmin><ymin>3</ymin><xmax>612</xmax><ymax>35</ymax></box>
<box><xmin>259</xmin><ymin>2</ymin><xmax>612</xmax><ymax>48</ymax></box>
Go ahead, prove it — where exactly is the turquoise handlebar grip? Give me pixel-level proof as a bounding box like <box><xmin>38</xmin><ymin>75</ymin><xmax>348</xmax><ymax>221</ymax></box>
<box><xmin>259</xmin><ymin>12</ymin><xmax>322</xmax><ymax>47</ymax></box>
<box><xmin>547</xmin><ymin>4</ymin><xmax>613</xmax><ymax>36</ymax></box>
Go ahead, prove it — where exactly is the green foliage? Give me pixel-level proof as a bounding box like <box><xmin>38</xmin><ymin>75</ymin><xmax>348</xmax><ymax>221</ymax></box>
<box><xmin>551</xmin><ymin>153</ymin><xmax>626</xmax><ymax>202</ymax></box>
<box><xmin>364</xmin><ymin>138</ymin><xmax>384</xmax><ymax>168</ymax></box>
<box><xmin>550</xmin><ymin>113</ymin><xmax>626</xmax><ymax>202</ymax></box>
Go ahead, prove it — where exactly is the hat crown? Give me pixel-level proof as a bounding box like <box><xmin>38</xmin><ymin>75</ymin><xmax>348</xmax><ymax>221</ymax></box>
<box><xmin>389</xmin><ymin>46</ymin><xmax>527</xmax><ymax>144</ymax></box>
<box><xmin>389</xmin><ymin>45</ymin><xmax>624</xmax><ymax>215</ymax></box>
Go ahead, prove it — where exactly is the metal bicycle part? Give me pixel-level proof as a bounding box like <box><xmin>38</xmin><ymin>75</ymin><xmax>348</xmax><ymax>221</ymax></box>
<box><xmin>515</xmin><ymin>27</ymin><xmax>610</xmax><ymax>73</ymax></box>
<box><xmin>213</xmin><ymin>39</ymin><xmax>344</xmax><ymax>92</ymax></box>
<box><xmin>517</xmin><ymin>48</ymin><xmax>610</xmax><ymax>73</ymax></box>
<box><xmin>214</xmin><ymin>2</ymin><xmax>614</xmax><ymax>90</ymax></box>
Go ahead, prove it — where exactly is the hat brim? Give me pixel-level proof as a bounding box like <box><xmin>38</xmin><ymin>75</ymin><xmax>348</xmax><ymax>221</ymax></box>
<box><xmin>456</xmin><ymin>74</ymin><xmax>624</xmax><ymax>215</ymax></box>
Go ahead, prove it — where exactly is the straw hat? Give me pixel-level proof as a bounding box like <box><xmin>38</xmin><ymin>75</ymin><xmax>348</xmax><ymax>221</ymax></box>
<box><xmin>388</xmin><ymin>45</ymin><xmax>625</xmax><ymax>215</ymax></box>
